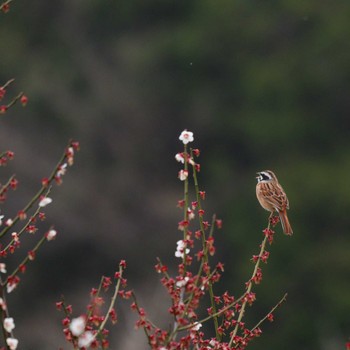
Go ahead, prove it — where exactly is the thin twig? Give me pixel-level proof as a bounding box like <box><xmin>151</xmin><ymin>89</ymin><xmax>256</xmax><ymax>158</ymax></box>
<box><xmin>191</xmin><ymin>150</ymin><xmax>219</xmax><ymax>338</ymax></box>
<box><xmin>243</xmin><ymin>293</ymin><xmax>288</xmax><ymax>340</ymax></box>
<box><xmin>0</xmin><ymin>79</ymin><xmax>14</xmax><ymax>89</ymax></box>
<box><xmin>94</xmin><ymin>265</ymin><xmax>124</xmax><ymax>338</ymax></box>
<box><xmin>177</xmin><ymin>292</ymin><xmax>247</xmax><ymax>332</ymax></box>
<box><xmin>131</xmin><ymin>291</ymin><xmax>153</xmax><ymax>345</ymax></box>
<box><xmin>6</xmin><ymin>231</ymin><xmax>48</xmax><ymax>283</ymax></box>
<box><xmin>0</xmin><ymin>175</ymin><xmax>16</xmax><ymax>197</ymax></box>
<box><xmin>0</xmin><ymin>142</ymin><xmax>71</xmax><ymax>239</ymax></box>
<box><xmin>1</xmin><ymin>188</ymin><xmax>51</xmax><ymax>254</ymax></box>
<box><xmin>86</xmin><ymin>276</ymin><xmax>105</xmax><ymax>321</ymax></box>
<box><xmin>228</xmin><ymin>222</ymin><xmax>270</xmax><ymax>347</ymax></box>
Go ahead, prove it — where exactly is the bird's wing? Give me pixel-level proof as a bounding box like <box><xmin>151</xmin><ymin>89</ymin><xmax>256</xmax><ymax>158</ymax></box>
<box><xmin>261</xmin><ymin>182</ymin><xmax>289</xmax><ymax>211</ymax></box>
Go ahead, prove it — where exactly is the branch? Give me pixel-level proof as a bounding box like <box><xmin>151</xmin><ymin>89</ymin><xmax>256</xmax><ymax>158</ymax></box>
<box><xmin>0</xmin><ymin>141</ymin><xmax>74</xmax><ymax>239</ymax></box>
<box><xmin>228</xmin><ymin>223</ymin><xmax>270</xmax><ymax>347</ymax></box>
<box><xmin>243</xmin><ymin>293</ymin><xmax>288</xmax><ymax>340</ymax></box>
<box><xmin>94</xmin><ymin>265</ymin><xmax>124</xmax><ymax>339</ymax></box>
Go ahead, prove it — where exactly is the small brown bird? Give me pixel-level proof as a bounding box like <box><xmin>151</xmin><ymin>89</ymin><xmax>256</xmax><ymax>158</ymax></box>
<box><xmin>256</xmin><ymin>170</ymin><xmax>293</xmax><ymax>235</ymax></box>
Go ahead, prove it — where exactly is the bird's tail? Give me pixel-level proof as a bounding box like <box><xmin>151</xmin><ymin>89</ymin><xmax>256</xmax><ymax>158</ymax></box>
<box><xmin>278</xmin><ymin>210</ymin><xmax>293</xmax><ymax>235</ymax></box>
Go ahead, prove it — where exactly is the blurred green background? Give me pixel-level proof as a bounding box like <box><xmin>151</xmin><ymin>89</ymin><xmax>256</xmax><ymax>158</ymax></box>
<box><xmin>1</xmin><ymin>1</ymin><xmax>349</xmax><ymax>349</ymax></box>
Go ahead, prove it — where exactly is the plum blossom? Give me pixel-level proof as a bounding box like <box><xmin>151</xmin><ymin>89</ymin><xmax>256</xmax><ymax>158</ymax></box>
<box><xmin>39</xmin><ymin>197</ymin><xmax>52</xmax><ymax>207</ymax></box>
<box><xmin>178</xmin><ymin>170</ymin><xmax>188</xmax><ymax>181</ymax></box>
<box><xmin>175</xmin><ymin>240</ymin><xmax>190</xmax><ymax>258</ymax></box>
<box><xmin>187</xmin><ymin>208</ymin><xmax>195</xmax><ymax>220</ymax></box>
<box><xmin>66</xmin><ymin>147</ymin><xmax>74</xmax><ymax>163</ymax></box>
<box><xmin>46</xmin><ymin>229</ymin><xmax>57</xmax><ymax>241</ymax></box>
<box><xmin>56</xmin><ymin>163</ymin><xmax>67</xmax><ymax>177</ymax></box>
<box><xmin>191</xmin><ymin>322</ymin><xmax>202</xmax><ymax>331</ymax></box>
<box><xmin>69</xmin><ymin>316</ymin><xmax>86</xmax><ymax>337</ymax></box>
<box><xmin>78</xmin><ymin>331</ymin><xmax>94</xmax><ymax>348</ymax></box>
<box><xmin>0</xmin><ymin>298</ymin><xmax>6</xmax><ymax>311</ymax></box>
<box><xmin>6</xmin><ymin>338</ymin><xmax>18</xmax><ymax>350</ymax></box>
<box><xmin>175</xmin><ymin>153</ymin><xmax>185</xmax><ymax>163</ymax></box>
<box><xmin>3</xmin><ymin>317</ymin><xmax>15</xmax><ymax>333</ymax></box>
<box><xmin>176</xmin><ymin>276</ymin><xmax>189</xmax><ymax>288</ymax></box>
<box><xmin>179</xmin><ymin>130</ymin><xmax>194</xmax><ymax>145</ymax></box>
<box><xmin>0</xmin><ymin>263</ymin><xmax>6</xmax><ymax>273</ymax></box>
<box><xmin>7</xmin><ymin>282</ymin><xmax>17</xmax><ymax>294</ymax></box>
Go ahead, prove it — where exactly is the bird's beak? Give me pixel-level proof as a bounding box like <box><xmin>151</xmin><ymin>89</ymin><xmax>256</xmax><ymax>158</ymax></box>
<box><xmin>256</xmin><ymin>172</ymin><xmax>260</xmax><ymax>179</ymax></box>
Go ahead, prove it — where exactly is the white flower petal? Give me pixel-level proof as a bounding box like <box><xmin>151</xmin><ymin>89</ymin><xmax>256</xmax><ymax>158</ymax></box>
<box><xmin>78</xmin><ymin>331</ymin><xmax>94</xmax><ymax>348</ymax></box>
<box><xmin>70</xmin><ymin>316</ymin><xmax>86</xmax><ymax>337</ymax></box>
<box><xmin>178</xmin><ymin>170</ymin><xmax>188</xmax><ymax>181</ymax></box>
<box><xmin>175</xmin><ymin>153</ymin><xmax>185</xmax><ymax>163</ymax></box>
<box><xmin>191</xmin><ymin>322</ymin><xmax>202</xmax><ymax>331</ymax></box>
<box><xmin>6</xmin><ymin>338</ymin><xmax>18</xmax><ymax>350</ymax></box>
<box><xmin>0</xmin><ymin>297</ymin><xmax>6</xmax><ymax>310</ymax></box>
<box><xmin>46</xmin><ymin>229</ymin><xmax>57</xmax><ymax>241</ymax></box>
<box><xmin>0</xmin><ymin>263</ymin><xmax>6</xmax><ymax>273</ymax></box>
<box><xmin>7</xmin><ymin>283</ymin><xmax>17</xmax><ymax>294</ymax></box>
<box><xmin>39</xmin><ymin>197</ymin><xmax>53</xmax><ymax>207</ymax></box>
<box><xmin>4</xmin><ymin>318</ymin><xmax>15</xmax><ymax>333</ymax></box>
<box><xmin>179</xmin><ymin>130</ymin><xmax>194</xmax><ymax>145</ymax></box>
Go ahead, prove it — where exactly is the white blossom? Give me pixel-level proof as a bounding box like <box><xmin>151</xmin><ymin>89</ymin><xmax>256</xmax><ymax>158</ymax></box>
<box><xmin>175</xmin><ymin>153</ymin><xmax>185</xmax><ymax>163</ymax></box>
<box><xmin>67</xmin><ymin>147</ymin><xmax>74</xmax><ymax>156</ymax></box>
<box><xmin>39</xmin><ymin>197</ymin><xmax>53</xmax><ymax>207</ymax></box>
<box><xmin>191</xmin><ymin>322</ymin><xmax>202</xmax><ymax>331</ymax></box>
<box><xmin>56</xmin><ymin>163</ymin><xmax>67</xmax><ymax>177</ymax></box>
<box><xmin>187</xmin><ymin>208</ymin><xmax>195</xmax><ymax>220</ymax></box>
<box><xmin>175</xmin><ymin>240</ymin><xmax>190</xmax><ymax>258</ymax></box>
<box><xmin>78</xmin><ymin>331</ymin><xmax>94</xmax><ymax>348</ymax></box>
<box><xmin>69</xmin><ymin>316</ymin><xmax>86</xmax><ymax>337</ymax></box>
<box><xmin>0</xmin><ymin>263</ymin><xmax>6</xmax><ymax>273</ymax></box>
<box><xmin>7</xmin><ymin>283</ymin><xmax>17</xmax><ymax>294</ymax></box>
<box><xmin>4</xmin><ymin>318</ymin><xmax>15</xmax><ymax>333</ymax></box>
<box><xmin>176</xmin><ymin>277</ymin><xmax>189</xmax><ymax>288</ymax></box>
<box><xmin>179</xmin><ymin>130</ymin><xmax>194</xmax><ymax>145</ymax></box>
<box><xmin>46</xmin><ymin>229</ymin><xmax>57</xmax><ymax>241</ymax></box>
<box><xmin>0</xmin><ymin>297</ymin><xmax>6</xmax><ymax>310</ymax></box>
<box><xmin>178</xmin><ymin>170</ymin><xmax>188</xmax><ymax>181</ymax></box>
<box><xmin>6</xmin><ymin>337</ymin><xmax>18</xmax><ymax>350</ymax></box>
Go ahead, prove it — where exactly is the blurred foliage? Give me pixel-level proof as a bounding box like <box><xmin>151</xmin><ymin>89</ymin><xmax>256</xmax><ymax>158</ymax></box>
<box><xmin>1</xmin><ymin>0</ymin><xmax>350</xmax><ymax>349</ymax></box>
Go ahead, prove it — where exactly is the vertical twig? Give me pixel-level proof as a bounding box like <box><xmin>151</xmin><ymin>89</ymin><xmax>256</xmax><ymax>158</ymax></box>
<box><xmin>228</xmin><ymin>221</ymin><xmax>270</xmax><ymax>347</ymax></box>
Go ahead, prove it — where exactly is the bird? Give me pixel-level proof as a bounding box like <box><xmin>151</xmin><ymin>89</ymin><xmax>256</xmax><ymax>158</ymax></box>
<box><xmin>256</xmin><ymin>170</ymin><xmax>293</xmax><ymax>235</ymax></box>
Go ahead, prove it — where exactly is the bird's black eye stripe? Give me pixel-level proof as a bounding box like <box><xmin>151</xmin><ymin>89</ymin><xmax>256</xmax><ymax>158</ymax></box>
<box><xmin>261</xmin><ymin>173</ymin><xmax>270</xmax><ymax>181</ymax></box>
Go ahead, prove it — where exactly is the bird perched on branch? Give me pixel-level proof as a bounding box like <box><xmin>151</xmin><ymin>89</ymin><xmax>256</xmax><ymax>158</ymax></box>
<box><xmin>256</xmin><ymin>170</ymin><xmax>293</xmax><ymax>235</ymax></box>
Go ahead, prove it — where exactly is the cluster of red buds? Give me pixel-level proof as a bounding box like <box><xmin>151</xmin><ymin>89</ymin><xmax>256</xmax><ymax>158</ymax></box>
<box><xmin>0</xmin><ymin>128</ymin><xmax>79</xmax><ymax>349</ymax></box>
<box><xmin>0</xmin><ymin>152</ymin><xmax>16</xmax><ymax>202</ymax></box>
<box><xmin>0</xmin><ymin>79</ymin><xmax>27</xmax><ymax>115</ymax></box>
<box><xmin>57</xmin><ymin>260</ymin><xmax>130</xmax><ymax>349</ymax></box>
<box><xmin>129</xmin><ymin>130</ymin><xmax>288</xmax><ymax>350</ymax></box>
